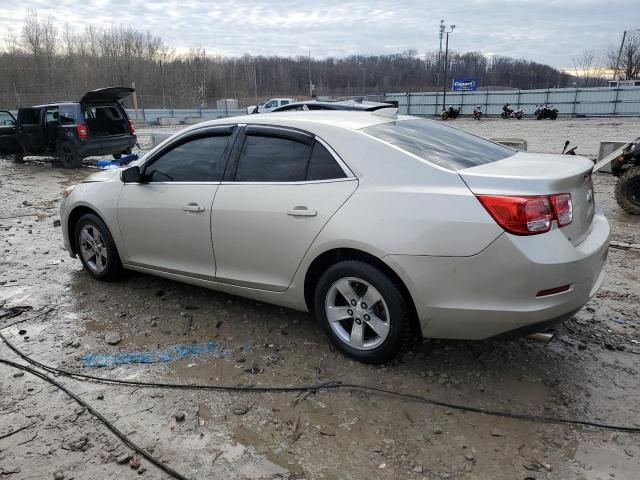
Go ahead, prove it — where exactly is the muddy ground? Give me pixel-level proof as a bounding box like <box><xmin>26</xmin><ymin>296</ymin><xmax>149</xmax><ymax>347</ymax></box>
<box><xmin>1</xmin><ymin>118</ymin><xmax>639</xmax><ymax>480</ymax></box>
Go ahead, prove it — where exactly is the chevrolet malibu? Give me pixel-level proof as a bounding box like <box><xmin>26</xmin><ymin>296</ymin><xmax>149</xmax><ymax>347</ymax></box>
<box><xmin>60</xmin><ymin>111</ymin><xmax>609</xmax><ymax>363</ymax></box>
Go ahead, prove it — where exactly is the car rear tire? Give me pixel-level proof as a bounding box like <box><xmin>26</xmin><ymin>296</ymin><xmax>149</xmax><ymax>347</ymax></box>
<box><xmin>13</xmin><ymin>151</ymin><xmax>24</xmax><ymax>163</ymax></box>
<box><xmin>58</xmin><ymin>141</ymin><xmax>82</xmax><ymax>168</ymax></box>
<box><xmin>313</xmin><ymin>260</ymin><xmax>415</xmax><ymax>364</ymax></box>
<box><xmin>615</xmin><ymin>166</ymin><xmax>640</xmax><ymax>215</ymax></box>
<box><xmin>75</xmin><ymin>213</ymin><xmax>124</xmax><ymax>280</ymax></box>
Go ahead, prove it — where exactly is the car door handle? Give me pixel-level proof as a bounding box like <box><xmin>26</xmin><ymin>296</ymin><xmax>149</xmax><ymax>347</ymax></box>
<box><xmin>287</xmin><ymin>207</ymin><xmax>317</xmax><ymax>217</ymax></box>
<box><xmin>183</xmin><ymin>203</ymin><xmax>205</xmax><ymax>213</ymax></box>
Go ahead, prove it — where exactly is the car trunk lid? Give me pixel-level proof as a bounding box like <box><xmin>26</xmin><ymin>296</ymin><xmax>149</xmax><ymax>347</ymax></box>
<box><xmin>80</xmin><ymin>87</ymin><xmax>134</xmax><ymax>105</ymax></box>
<box><xmin>459</xmin><ymin>152</ymin><xmax>595</xmax><ymax>245</ymax></box>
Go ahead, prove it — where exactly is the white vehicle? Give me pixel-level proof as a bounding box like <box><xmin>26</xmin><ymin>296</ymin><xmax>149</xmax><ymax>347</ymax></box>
<box><xmin>246</xmin><ymin>98</ymin><xmax>295</xmax><ymax>114</ymax></box>
<box><xmin>60</xmin><ymin>110</ymin><xmax>609</xmax><ymax>363</ymax></box>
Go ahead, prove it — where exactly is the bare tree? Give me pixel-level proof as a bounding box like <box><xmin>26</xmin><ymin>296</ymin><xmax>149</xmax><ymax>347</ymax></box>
<box><xmin>607</xmin><ymin>31</ymin><xmax>640</xmax><ymax>80</ymax></box>
<box><xmin>572</xmin><ymin>50</ymin><xmax>606</xmax><ymax>86</ymax></box>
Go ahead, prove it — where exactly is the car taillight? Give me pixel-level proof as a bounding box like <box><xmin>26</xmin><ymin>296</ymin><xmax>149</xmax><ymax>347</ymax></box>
<box><xmin>129</xmin><ymin>120</ymin><xmax>136</xmax><ymax>134</ymax></box>
<box><xmin>76</xmin><ymin>124</ymin><xmax>88</xmax><ymax>139</ymax></box>
<box><xmin>476</xmin><ymin>193</ymin><xmax>572</xmax><ymax>235</ymax></box>
<box><xmin>551</xmin><ymin>193</ymin><xmax>573</xmax><ymax>227</ymax></box>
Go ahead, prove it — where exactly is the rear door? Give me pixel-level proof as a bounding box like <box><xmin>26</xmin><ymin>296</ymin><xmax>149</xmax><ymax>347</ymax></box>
<box><xmin>16</xmin><ymin>108</ymin><xmax>46</xmax><ymax>154</ymax></box>
<box><xmin>117</xmin><ymin>126</ymin><xmax>235</xmax><ymax>277</ymax></box>
<box><xmin>0</xmin><ymin>110</ymin><xmax>19</xmax><ymax>154</ymax></box>
<box><xmin>211</xmin><ymin>126</ymin><xmax>357</xmax><ymax>291</ymax></box>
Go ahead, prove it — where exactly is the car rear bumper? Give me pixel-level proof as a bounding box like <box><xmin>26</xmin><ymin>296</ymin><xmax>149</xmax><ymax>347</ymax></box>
<box><xmin>384</xmin><ymin>210</ymin><xmax>610</xmax><ymax>340</ymax></box>
<box><xmin>77</xmin><ymin>135</ymin><xmax>136</xmax><ymax>158</ymax></box>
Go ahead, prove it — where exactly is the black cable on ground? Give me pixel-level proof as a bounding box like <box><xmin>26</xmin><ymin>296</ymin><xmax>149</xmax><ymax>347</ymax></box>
<box><xmin>0</xmin><ymin>358</ymin><xmax>190</xmax><ymax>480</ymax></box>
<box><xmin>2</xmin><ymin>330</ymin><xmax>639</xmax><ymax>434</ymax></box>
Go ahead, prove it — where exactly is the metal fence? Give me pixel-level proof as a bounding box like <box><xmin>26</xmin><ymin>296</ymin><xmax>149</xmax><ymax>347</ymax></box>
<box><xmin>386</xmin><ymin>86</ymin><xmax>640</xmax><ymax>117</ymax></box>
<box><xmin>125</xmin><ymin>107</ymin><xmax>246</xmax><ymax>124</ymax></box>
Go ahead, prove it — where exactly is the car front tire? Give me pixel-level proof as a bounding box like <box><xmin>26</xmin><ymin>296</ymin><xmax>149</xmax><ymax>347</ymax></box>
<box><xmin>75</xmin><ymin>213</ymin><xmax>123</xmax><ymax>281</ymax></box>
<box><xmin>313</xmin><ymin>260</ymin><xmax>415</xmax><ymax>364</ymax></box>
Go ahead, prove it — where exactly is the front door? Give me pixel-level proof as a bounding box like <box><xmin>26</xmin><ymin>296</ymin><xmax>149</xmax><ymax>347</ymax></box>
<box><xmin>117</xmin><ymin>128</ymin><xmax>235</xmax><ymax>278</ymax></box>
<box><xmin>17</xmin><ymin>108</ymin><xmax>46</xmax><ymax>154</ymax></box>
<box><xmin>0</xmin><ymin>110</ymin><xmax>18</xmax><ymax>154</ymax></box>
<box><xmin>212</xmin><ymin>126</ymin><xmax>357</xmax><ymax>291</ymax></box>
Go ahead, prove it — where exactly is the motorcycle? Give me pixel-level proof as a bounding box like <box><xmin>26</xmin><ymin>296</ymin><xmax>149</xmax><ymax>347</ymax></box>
<box><xmin>441</xmin><ymin>106</ymin><xmax>460</xmax><ymax>120</ymax></box>
<box><xmin>472</xmin><ymin>105</ymin><xmax>482</xmax><ymax>120</ymax></box>
<box><xmin>501</xmin><ymin>104</ymin><xmax>523</xmax><ymax>119</ymax></box>
<box><xmin>534</xmin><ymin>104</ymin><xmax>558</xmax><ymax>120</ymax></box>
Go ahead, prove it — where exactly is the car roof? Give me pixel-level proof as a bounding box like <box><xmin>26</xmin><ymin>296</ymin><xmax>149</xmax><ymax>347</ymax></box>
<box><xmin>31</xmin><ymin>102</ymin><xmax>78</xmax><ymax>108</ymax></box>
<box><xmin>190</xmin><ymin>110</ymin><xmax>404</xmax><ymax>132</ymax></box>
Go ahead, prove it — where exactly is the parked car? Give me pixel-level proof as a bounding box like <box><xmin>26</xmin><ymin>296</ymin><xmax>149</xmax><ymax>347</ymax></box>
<box><xmin>1</xmin><ymin>87</ymin><xmax>137</xmax><ymax>168</ymax></box>
<box><xmin>0</xmin><ymin>110</ymin><xmax>19</xmax><ymax>155</ymax></box>
<box><xmin>246</xmin><ymin>98</ymin><xmax>295</xmax><ymax>114</ymax></box>
<box><xmin>271</xmin><ymin>100</ymin><xmax>392</xmax><ymax>112</ymax></box>
<box><xmin>60</xmin><ymin>111</ymin><xmax>609</xmax><ymax>363</ymax></box>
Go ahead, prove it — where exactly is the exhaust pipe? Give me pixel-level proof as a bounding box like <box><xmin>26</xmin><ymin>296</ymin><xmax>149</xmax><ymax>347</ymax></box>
<box><xmin>526</xmin><ymin>329</ymin><xmax>557</xmax><ymax>344</ymax></box>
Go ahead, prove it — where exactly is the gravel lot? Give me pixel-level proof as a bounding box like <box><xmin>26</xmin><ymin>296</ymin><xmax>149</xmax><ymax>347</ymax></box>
<box><xmin>0</xmin><ymin>117</ymin><xmax>639</xmax><ymax>480</ymax></box>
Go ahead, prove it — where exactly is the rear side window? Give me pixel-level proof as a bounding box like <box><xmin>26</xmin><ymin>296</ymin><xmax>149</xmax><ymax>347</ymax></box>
<box><xmin>307</xmin><ymin>143</ymin><xmax>346</xmax><ymax>180</ymax></box>
<box><xmin>235</xmin><ymin>135</ymin><xmax>310</xmax><ymax>182</ymax></box>
<box><xmin>362</xmin><ymin>119</ymin><xmax>515</xmax><ymax>170</ymax></box>
<box><xmin>20</xmin><ymin>109</ymin><xmax>41</xmax><ymax>125</ymax></box>
<box><xmin>146</xmin><ymin>134</ymin><xmax>230</xmax><ymax>182</ymax></box>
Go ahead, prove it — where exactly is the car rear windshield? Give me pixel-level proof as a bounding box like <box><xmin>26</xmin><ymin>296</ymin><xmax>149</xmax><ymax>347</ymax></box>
<box><xmin>362</xmin><ymin>118</ymin><xmax>516</xmax><ymax>170</ymax></box>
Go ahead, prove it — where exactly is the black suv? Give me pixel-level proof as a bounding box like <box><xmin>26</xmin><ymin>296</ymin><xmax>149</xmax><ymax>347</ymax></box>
<box><xmin>0</xmin><ymin>87</ymin><xmax>137</xmax><ymax>168</ymax></box>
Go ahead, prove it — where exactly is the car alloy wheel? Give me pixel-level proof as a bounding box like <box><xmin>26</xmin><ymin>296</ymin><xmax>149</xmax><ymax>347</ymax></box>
<box><xmin>324</xmin><ymin>276</ymin><xmax>391</xmax><ymax>350</ymax></box>
<box><xmin>79</xmin><ymin>223</ymin><xmax>108</xmax><ymax>274</ymax></box>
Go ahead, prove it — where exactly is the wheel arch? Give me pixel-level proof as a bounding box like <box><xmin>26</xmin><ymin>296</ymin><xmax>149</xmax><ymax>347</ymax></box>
<box><xmin>67</xmin><ymin>205</ymin><xmax>108</xmax><ymax>255</ymax></box>
<box><xmin>303</xmin><ymin>247</ymin><xmax>421</xmax><ymax>337</ymax></box>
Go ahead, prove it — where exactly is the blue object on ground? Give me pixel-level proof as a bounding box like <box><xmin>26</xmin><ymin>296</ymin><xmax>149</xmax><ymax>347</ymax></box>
<box><xmin>83</xmin><ymin>341</ymin><xmax>228</xmax><ymax>368</ymax></box>
<box><xmin>96</xmin><ymin>152</ymin><xmax>140</xmax><ymax>169</ymax></box>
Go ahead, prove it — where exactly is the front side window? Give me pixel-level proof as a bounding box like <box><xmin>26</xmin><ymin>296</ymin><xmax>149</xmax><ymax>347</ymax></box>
<box><xmin>0</xmin><ymin>111</ymin><xmax>15</xmax><ymax>126</ymax></box>
<box><xmin>265</xmin><ymin>101</ymin><xmax>277</xmax><ymax>109</ymax></box>
<box><xmin>235</xmin><ymin>135</ymin><xmax>310</xmax><ymax>182</ymax></box>
<box><xmin>145</xmin><ymin>134</ymin><xmax>230</xmax><ymax>182</ymax></box>
<box><xmin>362</xmin><ymin>118</ymin><xmax>516</xmax><ymax>171</ymax></box>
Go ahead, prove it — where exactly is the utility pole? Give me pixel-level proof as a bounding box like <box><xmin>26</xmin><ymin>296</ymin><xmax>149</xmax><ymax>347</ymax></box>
<box><xmin>308</xmin><ymin>51</ymin><xmax>315</xmax><ymax>98</ymax></box>
<box><xmin>436</xmin><ymin>19</ymin><xmax>445</xmax><ymax>90</ymax></box>
<box><xmin>253</xmin><ymin>59</ymin><xmax>258</xmax><ymax>106</ymax></box>
<box><xmin>442</xmin><ymin>24</ymin><xmax>455</xmax><ymax>112</ymax></box>
<box><xmin>613</xmin><ymin>30</ymin><xmax>628</xmax><ymax>81</ymax></box>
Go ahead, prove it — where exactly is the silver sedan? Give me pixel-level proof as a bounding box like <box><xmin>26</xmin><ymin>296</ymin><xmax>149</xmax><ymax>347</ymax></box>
<box><xmin>60</xmin><ymin>111</ymin><xmax>609</xmax><ymax>363</ymax></box>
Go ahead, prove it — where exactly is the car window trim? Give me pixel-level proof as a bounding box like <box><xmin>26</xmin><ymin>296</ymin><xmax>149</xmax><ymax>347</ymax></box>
<box><xmin>141</xmin><ymin>125</ymin><xmax>237</xmax><ymax>184</ymax></box>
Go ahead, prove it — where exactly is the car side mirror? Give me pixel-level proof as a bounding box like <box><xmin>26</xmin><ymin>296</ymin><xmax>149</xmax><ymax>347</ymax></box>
<box><xmin>121</xmin><ymin>165</ymin><xmax>142</xmax><ymax>183</ymax></box>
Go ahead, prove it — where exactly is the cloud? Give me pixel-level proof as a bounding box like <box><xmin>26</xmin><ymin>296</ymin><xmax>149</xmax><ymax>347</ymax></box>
<box><xmin>0</xmin><ymin>0</ymin><xmax>631</xmax><ymax>67</ymax></box>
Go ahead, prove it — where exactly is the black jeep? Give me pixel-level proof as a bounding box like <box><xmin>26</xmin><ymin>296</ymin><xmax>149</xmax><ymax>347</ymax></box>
<box><xmin>0</xmin><ymin>87</ymin><xmax>137</xmax><ymax>168</ymax></box>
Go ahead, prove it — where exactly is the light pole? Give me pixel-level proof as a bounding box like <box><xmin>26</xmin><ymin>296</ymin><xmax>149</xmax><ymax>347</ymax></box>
<box><xmin>442</xmin><ymin>24</ymin><xmax>455</xmax><ymax>112</ymax></box>
<box><xmin>436</xmin><ymin>19</ymin><xmax>445</xmax><ymax>90</ymax></box>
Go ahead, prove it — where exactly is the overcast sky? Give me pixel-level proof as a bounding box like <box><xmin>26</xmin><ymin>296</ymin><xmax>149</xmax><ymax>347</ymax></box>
<box><xmin>0</xmin><ymin>0</ymin><xmax>635</xmax><ymax>68</ymax></box>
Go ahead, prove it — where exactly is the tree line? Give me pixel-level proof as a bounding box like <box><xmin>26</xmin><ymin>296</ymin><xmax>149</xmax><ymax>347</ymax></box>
<box><xmin>1</xmin><ymin>11</ymin><xmax>635</xmax><ymax>109</ymax></box>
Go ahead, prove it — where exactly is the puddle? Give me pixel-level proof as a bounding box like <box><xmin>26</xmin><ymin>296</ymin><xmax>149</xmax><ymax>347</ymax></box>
<box><xmin>574</xmin><ymin>441</ymin><xmax>640</xmax><ymax>480</ymax></box>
